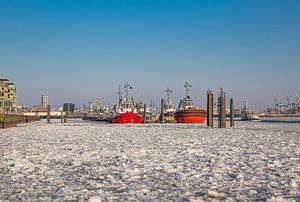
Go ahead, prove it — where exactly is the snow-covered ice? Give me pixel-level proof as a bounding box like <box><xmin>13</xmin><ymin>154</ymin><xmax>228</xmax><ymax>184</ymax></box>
<box><xmin>0</xmin><ymin>120</ymin><xmax>299</xmax><ymax>201</ymax></box>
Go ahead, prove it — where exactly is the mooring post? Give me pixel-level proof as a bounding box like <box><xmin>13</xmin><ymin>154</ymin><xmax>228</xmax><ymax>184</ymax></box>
<box><xmin>47</xmin><ymin>105</ymin><xmax>51</xmax><ymax>124</ymax></box>
<box><xmin>143</xmin><ymin>104</ymin><xmax>147</xmax><ymax>124</ymax></box>
<box><xmin>136</xmin><ymin>103</ymin><xmax>140</xmax><ymax>115</ymax></box>
<box><xmin>64</xmin><ymin>112</ymin><xmax>68</xmax><ymax>123</ymax></box>
<box><xmin>219</xmin><ymin>88</ymin><xmax>226</xmax><ymax>128</ymax></box>
<box><xmin>207</xmin><ymin>89</ymin><xmax>213</xmax><ymax>128</ymax></box>
<box><xmin>61</xmin><ymin>111</ymin><xmax>64</xmax><ymax>123</ymax></box>
<box><xmin>161</xmin><ymin>99</ymin><xmax>165</xmax><ymax>124</ymax></box>
<box><xmin>2</xmin><ymin>114</ymin><xmax>5</xmax><ymax>129</ymax></box>
<box><xmin>230</xmin><ymin>97</ymin><xmax>234</xmax><ymax>127</ymax></box>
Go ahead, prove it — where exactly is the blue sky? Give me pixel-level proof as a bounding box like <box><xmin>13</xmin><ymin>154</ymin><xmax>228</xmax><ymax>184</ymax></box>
<box><xmin>1</xmin><ymin>0</ymin><xmax>299</xmax><ymax>111</ymax></box>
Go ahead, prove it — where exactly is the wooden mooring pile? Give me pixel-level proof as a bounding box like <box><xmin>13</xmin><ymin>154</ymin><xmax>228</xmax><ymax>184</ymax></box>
<box><xmin>206</xmin><ymin>88</ymin><xmax>235</xmax><ymax>128</ymax></box>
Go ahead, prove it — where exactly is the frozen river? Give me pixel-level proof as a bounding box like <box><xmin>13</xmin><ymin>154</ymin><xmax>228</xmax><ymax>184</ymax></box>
<box><xmin>0</xmin><ymin>120</ymin><xmax>299</xmax><ymax>201</ymax></box>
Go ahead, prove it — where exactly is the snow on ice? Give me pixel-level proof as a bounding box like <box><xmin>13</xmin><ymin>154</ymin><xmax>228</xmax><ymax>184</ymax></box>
<box><xmin>0</xmin><ymin>120</ymin><xmax>299</xmax><ymax>201</ymax></box>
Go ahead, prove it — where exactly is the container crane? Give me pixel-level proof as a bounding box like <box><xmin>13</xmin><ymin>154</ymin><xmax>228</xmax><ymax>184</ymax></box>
<box><xmin>285</xmin><ymin>92</ymin><xmax>294</xmax><ymax>109</ymax></box>
<box><xmin>295</xmin><ymin>92</ymin><xmax>300</xmax><ymax>105</ymax></box>
<box><xmin>273</xmin><ymin>94</ymin><xmax>287</xmax><ymax>114</ymax></box>
<box><xmin>295</xmin><ymin>93</ymin><xmax>300</xmax><ymax>112</ymax></box>
<box><xmin>273</xmin><ymin>94</ymin><xmax>279</xmax><ymax>113</ymax></box>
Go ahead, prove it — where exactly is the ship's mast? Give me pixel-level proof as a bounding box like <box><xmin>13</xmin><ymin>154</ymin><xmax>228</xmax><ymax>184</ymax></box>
<box><xmin>118</xmin><ymin>85</ymin><xmax>122</xmax><ymax>102</ymax></box>
<box><xmin>184</xmin><ymin>81</ymin><xmax>192</xmax><ymax>98</ymax></box>
<box><xmin>166</xmin><ymin>88</ymin><xmax>173</xmax><ymax>104</ymax></box>
<box><xmin>165</xmin><ymin>88</ymin><xmax>175</xmax><ymax>111</ymax></box>
<box><xmin>244</xmin><ymin>100</ymin><xmax>249</xmax><ymax>114</ymax></box>
<box><xmin>124</xmin><ymin>82</ymin><xmax>132</xmax><ymax>97</ymax></box>
<box><xmin>96</xmin><ymin>97</ymin><xmax>104</xmax><ymax>112</ymax></box>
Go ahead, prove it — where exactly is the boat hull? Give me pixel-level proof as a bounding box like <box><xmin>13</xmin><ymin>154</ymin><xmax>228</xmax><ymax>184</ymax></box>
<box><xmin>241</xmin><ymin>115</ymin><xmax>260</xmax><ymax>121</ymax></box>
<box><xmin>174</xmin><ymin>109</ymin><xmax>206</xmax><ymax>123</ymax></box>
<box><xmin>110</xmin><ymin>112</ymin><xmax>143</xmax><ymax>124</ymax></box>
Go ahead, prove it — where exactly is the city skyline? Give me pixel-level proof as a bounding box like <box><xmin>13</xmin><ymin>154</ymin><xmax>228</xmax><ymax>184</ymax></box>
<box><xmin>1</xmin><ymin>0</ymin><xmax>300</xmax><ymax>111</ymax></box>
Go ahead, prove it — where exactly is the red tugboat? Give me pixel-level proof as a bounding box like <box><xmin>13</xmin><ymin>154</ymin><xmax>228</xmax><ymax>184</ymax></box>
<box><xmin>110</xmin><ymin>83</ymin><xmax>143</xmax><ymax>124</ymax></box>
<box><xmin>174</xmin><ymin>82</ymin><xmax>206</xmax><ymax>123</ymax></box>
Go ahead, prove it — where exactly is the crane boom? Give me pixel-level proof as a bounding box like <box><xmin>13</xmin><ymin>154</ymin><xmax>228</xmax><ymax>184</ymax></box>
<box><xmin>273</xmin><ymin>94</ymin><xmax>277</xmax><ymax>104</ymax></box>
<box><xmin>285</xmin><ymin>92</ymin><xmax>292</xmax><ymax>105</ymax></box>
<box><xmin>295</xmin><ymin>92</ymin><xmax>300</xmax><ymax>105</ymax></box>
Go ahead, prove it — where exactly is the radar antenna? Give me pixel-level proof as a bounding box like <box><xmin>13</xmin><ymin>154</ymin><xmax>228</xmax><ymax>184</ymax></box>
<box><xmin>124</xmin><ymin>82</ymin><xmax>132</xmax><ymax>97</ymax></box>
<box><xmin>184</xmin><ymin>81</ymin><xmax>192</xmax><ymax>98</ymax></box>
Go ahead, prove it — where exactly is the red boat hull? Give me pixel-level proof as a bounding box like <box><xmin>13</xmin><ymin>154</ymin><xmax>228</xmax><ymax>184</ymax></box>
<box><xmin>110</xmin><ymin>112</ymin><xmax>144</xmax><ymax>124</ymax></box>
<box><xmin>175</xmin><ymin>109</ymin><xmax>206</xmax><ymax>123</ymax></box>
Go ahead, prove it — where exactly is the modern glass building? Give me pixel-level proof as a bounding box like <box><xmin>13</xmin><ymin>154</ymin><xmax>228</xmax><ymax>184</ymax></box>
<box><xmin>63</xmin><ymin>102</ymin><xmax>75</xmax><ymax>113</ymax></box>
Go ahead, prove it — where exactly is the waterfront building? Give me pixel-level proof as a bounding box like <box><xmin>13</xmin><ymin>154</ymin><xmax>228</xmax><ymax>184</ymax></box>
<box><xmin>0</xmin><ymin>77</ymin><xmax>17</xmax><ymax>112</ymax></box>
<box><xmin>31</xmin><ymin>105</ymin><xmax>48</xmax><ymax>113</ymax></box>
<box><xmin>42</xmin><ymin>94</ymin><xmax>49</xmax><ymax>107</ymax></box>
<box><xmin>63</xmin><ymin>102</ymin><xmax>75</xmax><ymax>113</ymax></box>
<box><xmin>30</xmin><ymin>94</ymin><xmax>49</xmax><ymax>112</ymax></box>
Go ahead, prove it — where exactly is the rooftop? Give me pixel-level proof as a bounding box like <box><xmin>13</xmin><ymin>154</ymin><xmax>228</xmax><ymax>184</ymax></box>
<box><xmin>0</xmin><ymin>78</ymin><xmax>9</xmax><ymax>82</ymax></box>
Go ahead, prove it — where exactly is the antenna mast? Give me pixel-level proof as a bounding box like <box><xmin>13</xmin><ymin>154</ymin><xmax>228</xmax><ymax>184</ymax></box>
<box><xmin>166</xmin><ymin>88</ymin><xmax>173</xmax><ymax>104</ymax></box>
<box><xmin>124</xmin><ymin>82</ymin><xmax>132</xmax><ymax>97</ymax></box>
<box><xmin>118</xmin><ymin>85</ymin><xmax>122</xmax><ymax>102</ymax></box>
<box><xmin>184</xmin><ymin>81</ymin><xmax>192</xmax><ymax>98</ymax></box>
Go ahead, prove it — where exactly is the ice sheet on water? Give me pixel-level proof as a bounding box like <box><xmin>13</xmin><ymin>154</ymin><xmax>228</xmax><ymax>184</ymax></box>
<box><xmin>0</xmin><ymin>119</ymin><xmax>299</xmax><ymax>201</ymax></box>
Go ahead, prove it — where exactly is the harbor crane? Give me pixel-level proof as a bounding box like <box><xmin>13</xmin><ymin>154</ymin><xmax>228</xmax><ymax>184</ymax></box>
<box><xmin>295</xmin><ymin>92</ymin><xmax>300</xmax><ymax>111</ymax></box>
<box><xmin>295</xmin><ymin>92</ymin><xmax>300</xmax><ymax>105</ymax></box>
<box><xmin>285</xmin><ymin>92</ymin><xmax>295</xmax><ymax>109</ymax></box>
<box><xmin>273</xmin><ymin>94</ymin><xmax>287</xmax><ymax>113</ymax></box>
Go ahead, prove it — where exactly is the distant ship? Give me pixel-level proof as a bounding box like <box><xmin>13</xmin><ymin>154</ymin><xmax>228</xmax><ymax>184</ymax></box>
<box><xmin>241</xmin><ymin>114</ymin><xmax>260</xmax><ymax>121</ymax></box>
<box><xmin>164</xmin><ymin>88</ymin><xmax>176</xmax><ymax>116</ymax></box>
<box><xmin>174</xmin><ymin>82</ymin><xmax>206</xmax><ymax>123</ymax></box>
<box><xmin>159</xmin><ymin>88</ymin><xmax>177</xmax><ymax>123</ymax></box>
<box><xmin>110</xmin><ymin>83</ymin><xmax>143</xmax><ymax>124</ymax></box>
<box><xmin>241</xmin><ymin>100</ymin><xmax>259</xmax><ymax>121</ymax></box>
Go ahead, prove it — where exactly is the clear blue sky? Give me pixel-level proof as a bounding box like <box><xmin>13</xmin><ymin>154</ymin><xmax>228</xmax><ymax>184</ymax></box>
<box><xmin>1</xmin><ymin>0</ymin><xmax>299</xmax><ymax>111</ymax></box>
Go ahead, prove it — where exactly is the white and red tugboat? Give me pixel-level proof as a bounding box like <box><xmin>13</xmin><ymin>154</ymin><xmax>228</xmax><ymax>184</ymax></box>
<box><xmin>110</xmin><ymin>83</ymin><xmax>143</xmax><ymax>124</ymax></box>
<box><xmin>174</xmin><ymin>82</ymin><xmax>206</xmax><ymax>123</ymax></box>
